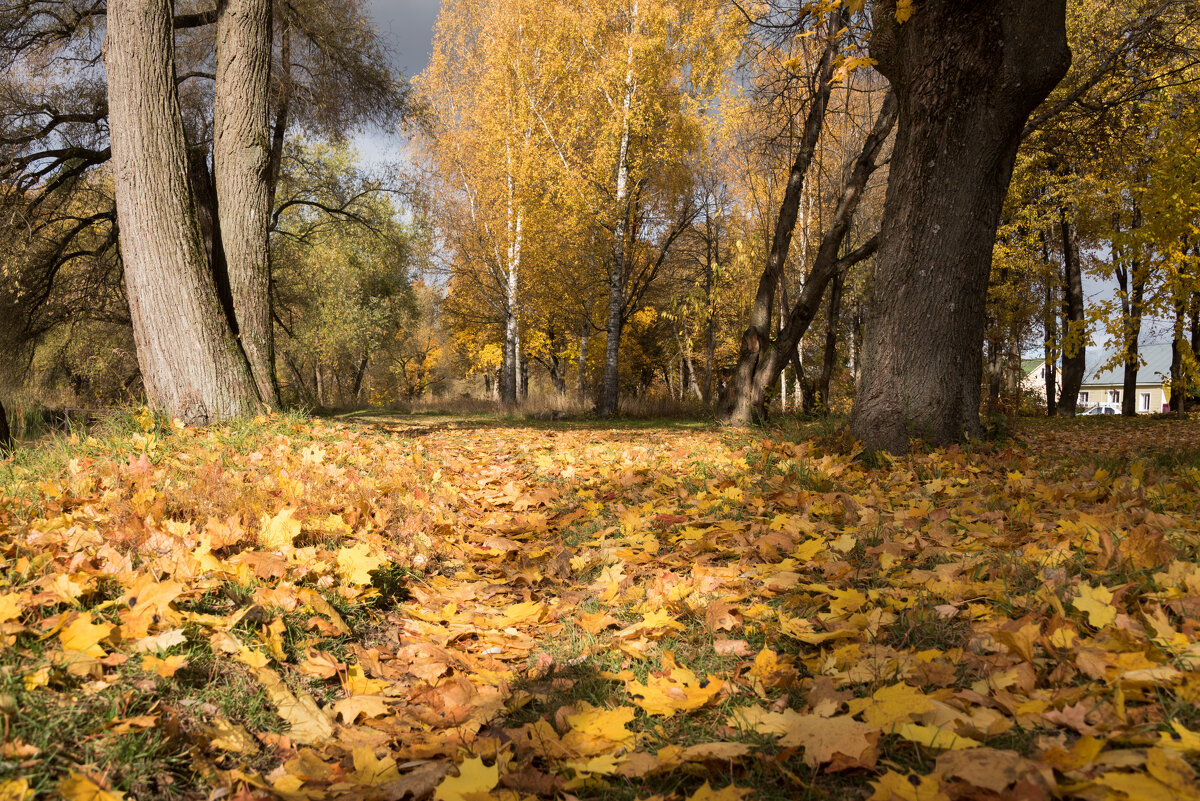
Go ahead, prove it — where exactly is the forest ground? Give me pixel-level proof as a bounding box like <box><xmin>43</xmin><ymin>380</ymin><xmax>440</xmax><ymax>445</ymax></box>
<box><xmin>1</xmin><ymin>411</ymin><xmax>1200</xmax><ymax>801</ymax></box>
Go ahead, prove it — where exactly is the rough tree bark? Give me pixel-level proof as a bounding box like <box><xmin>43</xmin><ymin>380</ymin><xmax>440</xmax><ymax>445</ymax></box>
<box><xmin>104</xmin><ymin>0</ymin><xmax>260</xmax><ymax>424</ymax></box>
<box><xmin>1057</xmin><ymin>210</ymin><xmax>1086</xmax><ymax>416</ymax></box>
<box><xmin>214</xmin><ymin>0</ymin><xmax>279</xmax><ymax>407</ymax></box>
<box><xmin>850</xmin><ymin>0</ymin><xmax>1070</xmax><ymax>451</ymax></box>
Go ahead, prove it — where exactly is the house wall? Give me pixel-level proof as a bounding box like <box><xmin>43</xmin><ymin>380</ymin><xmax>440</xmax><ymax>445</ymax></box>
<box><xmin>1078</xmin><ymin>384</ymin><xmax>1167</xmax><ymax>414</ymax></box>
<box><xmin>1020</xmin><ymin>364</ymin><xmax>1061</xmax><ymax>402</ymax></box>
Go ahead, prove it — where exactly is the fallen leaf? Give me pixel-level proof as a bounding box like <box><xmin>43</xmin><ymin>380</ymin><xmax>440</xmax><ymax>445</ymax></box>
<box><xmin>434</xmin><ymin>756</ymin><xmax>499</xmax><ymax>801</ymax></box>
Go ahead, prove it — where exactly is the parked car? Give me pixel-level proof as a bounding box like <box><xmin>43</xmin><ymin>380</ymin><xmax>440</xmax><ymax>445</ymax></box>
<box><xmin>1083</xmin><ymin>405</ymin><xmax>1118</xmax><ymax>415</ymax></box>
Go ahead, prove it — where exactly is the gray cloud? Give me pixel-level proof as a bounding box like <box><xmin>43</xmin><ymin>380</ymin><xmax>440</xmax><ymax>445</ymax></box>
<box><xmin>367</xmin><ymin>0</ymin><xmax>442</xmax><ymax>78</ymax></box>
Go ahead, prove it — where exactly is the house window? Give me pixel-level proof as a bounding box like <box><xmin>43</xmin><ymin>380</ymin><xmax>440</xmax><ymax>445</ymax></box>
<box><xmin>1141</xmin><ymin>392</ymin><xmax>1151</xmax><ymax>412</ymax></box>
<box><xmin>1080</xmin><ymin>391</ymin><xmax>1089</xmax><ymax>404</ymax></box>
<box><xmin>1039</xmin><ymin>367</ymin><xmax>1045</xmax><ymax>379</ymax></box>
<box><xmin>1110</xmin><ymin>390</ymin><xmax>1121</xmax><ymax>404</ymax></box>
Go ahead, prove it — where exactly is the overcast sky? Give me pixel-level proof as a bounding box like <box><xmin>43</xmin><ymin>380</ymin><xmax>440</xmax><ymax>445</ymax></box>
<box><xmin>354</xmin><ymin>0</ymin><xmax>441</xmax><ymax>162</ymax></box>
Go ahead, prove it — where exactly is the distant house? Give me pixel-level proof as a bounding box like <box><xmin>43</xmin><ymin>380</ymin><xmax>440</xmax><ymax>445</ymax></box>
<box><xmin>1019</xmin><ymin>344</ymin><xmax>1173</xmax><ymax>413</ymax></box>
<box><xmin>1020</xmin><ymin>358</ymin><xmax>1060</xmax><ymax>404</ymax></box>
<box><xmin>1079</xmin><ymin>342</ymin><xmax>1173</xmax><ymax>414</ymax></box>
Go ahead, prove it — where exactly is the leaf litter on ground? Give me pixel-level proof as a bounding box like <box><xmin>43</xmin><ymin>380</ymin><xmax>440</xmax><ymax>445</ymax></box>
<box><xmin>1</xmin><ymin>412</ymin><xmax>1200</xmax><ymax>800</ymax></box>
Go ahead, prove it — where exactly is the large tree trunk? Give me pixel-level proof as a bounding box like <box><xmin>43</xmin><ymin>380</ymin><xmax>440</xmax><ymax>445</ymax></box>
<box><xmin>850</xmin><ymin>0</ymin><xmax>1070</xmax><ymax>451</ymax></box>
<box><xmin>720</xmin><ymin>11</ymin><xmax>840</xmax><ymax>426</ymax></box>
<box><xmin>214</xmin><ymin>0</ymin><xmax>279</xmax><ymax>408</ymax></box>
<box><xmin>104</xmin><ymin>0</ymin><xmax>259</xmax><ymax>425</ymax></box>
<box><xmin>1057</xmin><ymin>210</ymin><xmax>1086</xmax><ymax>416</ymax></box>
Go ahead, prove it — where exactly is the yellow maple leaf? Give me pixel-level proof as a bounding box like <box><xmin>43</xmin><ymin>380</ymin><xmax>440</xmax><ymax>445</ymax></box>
<box><xmin>894</xmin><ymin>723</ymin><xmax>981</xmax><ymax>750</ymax></box>
<box><xmin>141</xmin><ymin>653</ymin><xmax>188</xmax><ymax>678</ymax></box>
<box><xmin>1159</xmin><ymin>721</ymin><xmax>1200</xmax><ymax>753</ymax></box>
<box><xmin>352</xmin><ymin>746</ymin><xmax>400</xmax><ymax>786</ymax></box>
<box><xmin>895</xmin><ymin>0</ymin><xmax>915</xmax><ymax>24</ymax></box>
<box><xmin>259</xmin><ymin>506</ymin><xmax>301</xmax><ymax>550</ymax></box>
<box><xmin>254</xmin><ymin>667</ymin><xmax>334</xmax><ymax>744</ymax></box>
<box><xmin>0</xmin><ymin>593</ymin><xmax>24</xmax><ymax>622</ymax></box>
<box><xmin>204</xmin><ymin>718</ymin><xmax>260</xmax><ymax>754</ymax></box>
<box><xmin>778</xmin><ymin>713</ymin><xmax>879</xmax><ymax>768</ymax></box>
<box><xmin>58</xmin><ymin>772</ymin><xmax>125</xmax><ymax>801</ymax></box>
<box><xmin>869</xmin><ymin>770</ymin><xmax>948</xmax><ymax>801</ymax></box>
<box><xmin>337</xmin><ymin>541</ymin><xmax>386</xmax><ymax>586</ymax></box>
<box><xmin>639</xmin><ymin>607</ymin><xmax>686</xmax><ymax>632</ymax></box>
<box><xmin>627</xmin><ymin>654</ymin><xmax>724</xmax><ymax>717</ymax></box>
<box><xmin>849</xmin><ymin>683</ymin><xmax>935</xmax><ymax>729</ymax></box>
<box><xmin>59</xmin><ymin>614</ymin><xmax>115</xmax><ymax>657</ymax></box>
<box><xmin>497</xmin><ymin>600</ymin><xmax>544</xmax><ymax>627</ymax></box>
<box><xmin>749</xmin><ymin>647</ymin><xmax>798</xmax><ymax>690</ymax></box>
<box><xmin>345</xmin><ymin>662</ymin><xmax>389</xmax><ymax>695</ymax></box>
<box><xmin>0</xmin><ymin>778</ymin><xmax>32</xmax><ymax>801</ymax></box>
<box><xmin>434</xmin><ymin>756</ymin><xmax>498</xmax><ymax>801</ymax></box>
<box><xmin>688</xmin><ymin>782</ymin><xmax>751</xmax><ymax>801</ymax></box>
<box><xmin>1074</xmin><ymin>584</ymin><xmax>1117</xmax><ymax>628</ymax></box>
<box><xmin>334</xmin><ymin>694</ymin><xmax>391</xmax><ymax>723</ymax></box>
<box><xmin>566</xmin><ymin>703</ymin><xmax>637</xmax><ymax>745</ymax></box>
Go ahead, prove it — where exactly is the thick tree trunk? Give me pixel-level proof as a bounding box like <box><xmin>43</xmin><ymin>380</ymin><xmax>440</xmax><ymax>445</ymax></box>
<box><xmin>0</xmin><ymin>398</ymin><xmax>11</xmax><ymax>453</ymax></box>
<box><xmin>720</xmin><ymin>11</ymin><xmax>840</xmax><ymax>426</ymax></box>
<box><xmin>817</xmin><ymin>268</ymin><xmax>844</xmax><ymax>412</ymax></box>
<box><xmin>850</xmin><ymin>0</ymin><xmax>1070</xmax><ymax>451</ymax></box>
<box><xmin>214</xmin><ymin>0</ymin><xmax>278</xmax><ymax>408</ymax></box>
<box><xmin>104</xmin><ymin>0</ymin><xmax>259</xmax><ymax>425</ymax></box>
<box><xmin>1057</xmin><ymin>211</ymin><xmax>1086</xmax><ymax>416</ymax></box>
